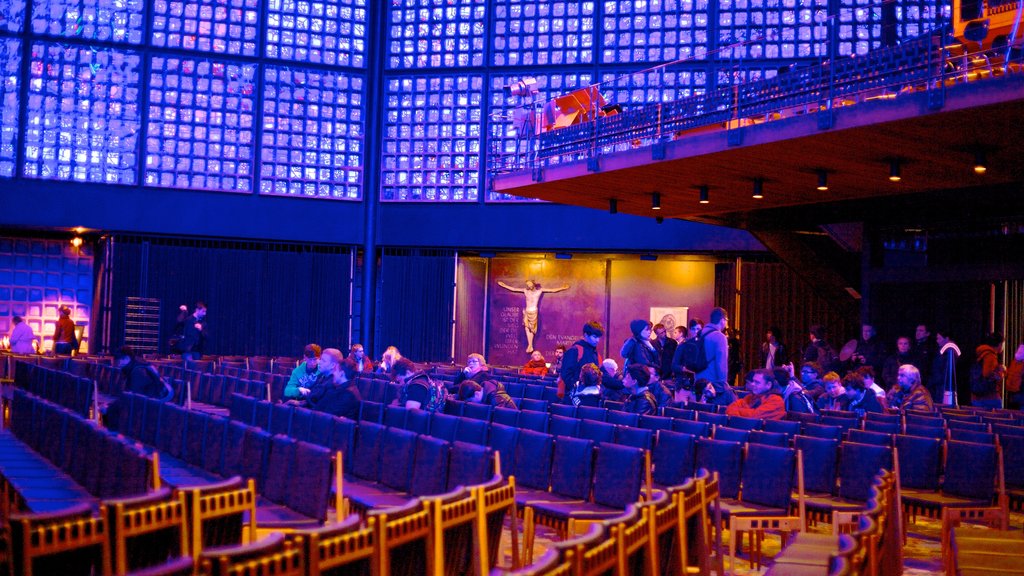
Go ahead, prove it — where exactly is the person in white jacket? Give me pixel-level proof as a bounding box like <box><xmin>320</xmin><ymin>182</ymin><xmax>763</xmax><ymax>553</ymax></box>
<box><xmin>9</xmin><ymin>316</ymin><xmax>36</xmax><ymax>354</ymax></box>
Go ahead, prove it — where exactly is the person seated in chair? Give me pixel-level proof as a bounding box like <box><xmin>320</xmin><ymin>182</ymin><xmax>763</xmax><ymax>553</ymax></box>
<box><xmin>816</xmin><ymin>372</ymin><xmax>849</xmax><ymax>412</ymax></box>
<box><xmin>393</xmin><ymin>358</ymin><xmax>447</xmax><ymax>412</ymax></box>
<box><xmin>887</xmin><ymin>364</ymin><xmax>935</xmax><ymax>413</ymax></box>
<box><xmin>346</xmin><ymin>343</ymin><xmax>375</xmax><ymax>373</ymax></box>
<box><xmin>570</xmin><ymin>363</ymin><xmax>603</xmax><ymax>407</ymax></box>
<box><xmin>458</xmin><ymin>379</ymin><xmax>517</xmax><ymax>410</ymax></box>
<box><xmin>521</xmin><ymin>350</ymin><xmax>549</xmax><ymax>376</ymax></box>
<box><xmin>284</xmin><ymin>343</ymin><xmax>323</xmax><ymax>401</ymax></box>
<box><xmin>307</xmin><ymin>349</ymin><xmax>361</xmax><ymax>420</ymax></box>
<box><xmin>622</xmin><ymin>364</ymin><xmax>658</xmax><ymax>416</ymax></box>
<box><xmin>453</xmin><ymin>353</ymin><xmax>490</xmax><ymax>391</ymax></box>
<box><xmin>105</xmin><ymin>346</ymin><xmax>173</xmax><ymax>429</ymax></box>
<box><xmin>726</xmin><ymin>369</ymin><xmax>786</xmax><ymax>420</ymax></box>
<box><xmin>844</xmin><ymin>371</ymin><xmax>883</xmax><ymax>416</ymax></box>
<box><xmin>376</xmin><ymin>346</ymin><xmax>402</xmax><ymax>379</ymax></box>
<box><xmin>599</xmin><ymin>358</ymin><xmax>626</xmax><ymax>402</ymax></box>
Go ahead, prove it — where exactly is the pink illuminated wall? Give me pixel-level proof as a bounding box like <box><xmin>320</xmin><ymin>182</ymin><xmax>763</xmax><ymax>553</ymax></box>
<box><xmin>0</xmin><ymin>237</ymin><xmax>93</xmax><ymax>353</ymax></box>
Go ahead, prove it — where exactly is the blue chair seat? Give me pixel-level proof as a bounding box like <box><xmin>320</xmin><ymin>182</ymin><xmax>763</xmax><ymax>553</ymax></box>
<box><xmin>345</xmin><ymin>482</ymin><xmax>416</xmax><ymax>511</ymax></box>
<box><xmin>26</xmin><ymin>498</ymin><xmax>98</xmax><ymax>514</ymax></box>
<box><xmin>17</xmin><ymin>486</ymin><xmax>94</xmax><ymax>501</ymax></box>
<box><xmin>6</xmin><ymin>474</ymin><xmax>81</xmax><ymax>489</ymax></box>
<box><xmin>900</xmin><ymin>491</ymin><xmax>993</xmax><ymax>508</ymax></box>
<box><xmin>718</xmin><ymin>499</ymin><xmax>791</xmax><ymax>519</ymax></box>
<box><xmin>513</xmin><ymin>486</ymin><xmax>553</xmax><ymax>508</ymax></box>
<box><xmin>801</xmin><ymin>495</ymin><xmax>870</xmax><ymax>514</ymax></box>
<box><xmin>527</xmin><ymin>499</ymin><xmax>624</xmax><ymax>521</ymax></box>
<box><xmin>246</xmin><ymin>499</ymin><xmax>320</xmax><ymax>529</ymax></box>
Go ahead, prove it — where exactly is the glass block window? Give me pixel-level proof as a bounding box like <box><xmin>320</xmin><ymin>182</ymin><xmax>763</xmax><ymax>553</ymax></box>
<box><xmin>487</xmin><ymin>72</ymin><xmax>593</xmax><ymax>201</ymax></box>
<box><xmin>717</xmin><ymin>0</ymin><xmax>829</xmax><ymax>60</ymax></box>
<box><xmin>22</xmin><ymin>43</ymin><xmax>141</xmax><ymax>184</ymax></box>
<box><xmin>600</xmin><ymin>67</ymin><xmax>706</xmax><ymax>106</ymax></box>
<box><xmin>145</xmin><ymin>56</ymin><xmax>256</xmax><ymax>192</ymax></box>
<box><xmin>265</xmin><ymin>0</ymin><xmax>368</xmax><ymax>67</ymax></box>
<box><xmin>260</xmin><ymin>66</ymin><xmax>365</xmax><ymax>200</ymax></box>
<box><xmin>0</xmin><ymin>38</ymin><xmax>20</xmax><ymax>178</ymax></box>
<box><xmin>386</xmin><ymin>0</ymin><xmax>486</xmax><ymax>69</ymax></box>
<box><xmin>0</xmin><ymin>1</ymin><xmax>26</xmax><ymax>32</ymax></box>
<box><xmin>838</xmin><ymin>0</ymin><xmax>949</xmax><ymax>56</ymax></box>
<box><xmin>492</xmin><ymin>0</ymin><xmax>594</xmax><ymax>66</ymax></box>
<box><xmin>31</xmin><ymin>0</ymin><xmax>146</xmax><ymax>44</ymax></box>
<box><xmin>152</xmin><ymin>0</ymin><xmax>260</xmax><ymax>56</ymax></box>
<box><xmin>715</xmin><ymin>65</ymin><xmax>778</xmax><ymax>86</ymax></box>
<box><xmin>381</xmin><ymin>75</ymin><xmax>483</xmax><ymax>202</ymax></box>
<box><xmin>601</xmin><ymin>0</ymin><xmax>710</xmax><ymax>63</ymax></box>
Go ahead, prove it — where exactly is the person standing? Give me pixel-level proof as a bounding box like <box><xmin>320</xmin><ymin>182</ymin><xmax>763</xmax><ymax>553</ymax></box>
<box><xmin>696</xmin><ymin>307</ymin><xmax>735</xmax><ymax>407</ymax></box>
<box><xmin>652</xmin><ymin>323</ymin><xmax>677</xmax><ymax>382</ymax></box>
<box><xmin>180</xmin><ymin>302</ymin><xmax>207</xmax><ymax>361</ymax></box>
<box><xmin>9</xmin><ymin>316</ymin><xmax>36</xmax><ymax>354</ymax></box>
<box><xmin>760</xmin><ymin>326</ymin><xmax>788</xmax><ymax>370</ymax></box>
<box><xmin>971</xmin><ymin>332</ymin><xmax>1005</xmax><ymax>409</ymax></box>
<box><xmin>620</xmin><ymin>319</ymin><xmax>660</xmax><ymax>373</ymax></box>
<box><xmin>558</xmin><ymin>321</ymin><xmax>604</xmax><ymax>402</ymax></box>
<box><xmin>53</xmin><ymin>305</ymin><xmax>77</xmax><ymax>355</ymax></box>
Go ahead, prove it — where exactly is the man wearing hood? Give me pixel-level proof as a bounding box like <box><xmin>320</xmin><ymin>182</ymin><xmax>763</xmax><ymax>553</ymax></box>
<box><xmin>558</xmin><ymin>321</ymin><xmax>604</xmax><ymax>401</ymax></box>
<box><xmin>460</xmin><ymin>379</ymin><xmax>517</xmax><ymax>409</ymax></box>
<box><xmin>971</xmin><ymin>332</ymin><xmax>1005</xmax><ymax>409</ymax></box>
<box><xmin>621</xmin><ymin>319</ymin><xmax>660</xmax><ymax>372</ymax></box>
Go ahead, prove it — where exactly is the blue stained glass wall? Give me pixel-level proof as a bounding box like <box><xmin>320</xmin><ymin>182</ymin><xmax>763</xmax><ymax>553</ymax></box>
<box><xmin>386</xmin><ymin>0</ymin><xmax>487</xmax><ymax>69</ymax></box>
<box><xmin>601</xmin><ymin>0</ymin><xmax>710</xmax><ymax>63</ymax></box>
<box><xmin>0</xmin><ymin>38</ymin><xmax>20</xmax><ymax>178</ymax></box>
<box><xmin>145</xmin><ymin>56</ymin><xmax>257</xmax><ymax>192</ymax></box>
<box><xmin>23</xmin><ymin>42</ymin><xmax>141</xmax><ymax>184</ymax></box>
<box><xmin>31</xmin><ymin>0</ymin><xmax>146</xmax><ymax>44</ymax></box>
<box><xmin>381</xmin><ymin>74</ymin><xmax>484</xmax><ymax>202</ymax></box>
<box><xmin>265</xmin><ymin>0</ymin><xmax>367</xmax><ymax>66</ymax></box>
<box><xmin>0</xmin><ymin>1</ymin><xmax>949</xmax><ymax>204</ymax></box>
<box><xmin>260</xmin><ymin>66</ymin><xmax>364</xmax><ymax>199</ymax></box>
<box><xmin>492</xmin><ymin>0</ymin><xmax>595</xmax><ymax>66</ymax></box>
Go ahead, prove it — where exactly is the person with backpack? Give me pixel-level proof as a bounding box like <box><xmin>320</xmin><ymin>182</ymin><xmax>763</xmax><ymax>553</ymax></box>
<box><xmin>105</xmin><ymin>345</ymin><xmax>174</xmax><ymax>429</ymax></box>
<box><xmin>971</xmin><ymin>332</ymin><xmax>1005</xmax><ymax>409</ymax></box>
<box><xmin>393</xmin><ymin>358</ymin><xmax>448</xmax><ymax>412</ymax></box>
<box><xmin>620</xmin><ymin>319</ymin><xmax>660</xmax><ymax>372</ymax></box>
<box><xmin>557</xmin><ymin>321</ymin><xmax>604</xmax><ymax>402</ymax></box>
<box><xmin>694</xmin><ymin>307</ymin><xmax>736</xmax><ymax>407</ymax></box>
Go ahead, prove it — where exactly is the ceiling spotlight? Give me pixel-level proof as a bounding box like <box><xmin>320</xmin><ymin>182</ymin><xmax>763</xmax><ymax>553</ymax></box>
<box><xmin>609</xmin><ymin>198</ymin><xmax>618</xmax><ymax>214</ymax></box>
<box><xmin>699</xmin><ymin>186</ymin><xmax>709</xmax><ymax>204</ymax></box>
<box><xmin>752</xmin><ymin>179</ymin><xmax>764</xmax><ymax>199</ymax></box>
<box><xmin>816</xmin><ymin>170</ymin><xmax>829</xmax><ymax>191</ymax></box>
<box><xmin>973</xmin><ymin>150</ymin><xmax>987</xmax><ymax>174</ymax></box>
<box><xmin>504</xmin><ymin>77</ymin><xmax>539</xmax><ymax>97</ymax></box>
<box><xmin>889</xmin><ymin>159</ymin><xmax>901</xmax><ymax>182</ymax></box>
<box><xmin>70</xmin><ymin>236</ymin><xmax>83</xmax><ymax>248</ymax></box>
<box><xmin>651</xmin><ymin>192</ymin><xmax>661</xmax><ymax>210</ymax></box>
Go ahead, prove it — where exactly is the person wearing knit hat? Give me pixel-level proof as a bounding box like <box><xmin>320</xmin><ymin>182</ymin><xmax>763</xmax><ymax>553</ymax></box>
<box><xmin>620</xmin><ymin>319</ymin><xmax>660</xmax><ymax>373</ymax></box>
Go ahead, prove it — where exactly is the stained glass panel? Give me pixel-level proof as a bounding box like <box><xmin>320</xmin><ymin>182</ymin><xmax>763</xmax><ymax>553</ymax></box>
<box><xmin>31</xmin><ymin>0</ymin><xmax>146</xmax><ymax>44</ymax></box>
<box><xmin>381</xmin><ymin>74</ymin><xmax>483</xmax><ymax>201</ymax></box>
<box><xmin>265</xmin><ymin>0</ymin><xmax>368</xmax><ymax>66</ymax></box>
<box><xmin>23</xmin><ymin>42</ymin><xmax>141</xmax><ymax>184</ymax></box>
<box><xmin>145</xmin><ymin>56</ymin><xmax>256</xmax><ymax>192</ymax></box>
<box><xmin>260</xmin><ymin>66</ymin><xmax>364</xmax><ymax>200</ymax></box>
<box><xmin>601</xmin><ymin>0</ymin><xmax>710</xmax><ymax>63</ymax></box>
<box><xmin>0</xmin><ymin>38</ymin><xmax>21</xmax><ymax>178</ymax></box>
<box><xmin>386</xmin><ymin>0</ymin><xmax>487</xmax><ymax>69</ymax></box>
<box><xmin>152</xmin><ymin>0</ymin><xmax>260</xmax><ymax>56</ymax></box>
<box><xmin>492</xmin><ymin>0</ymin><xmax>594</xmax><ymax>66</ymax></box>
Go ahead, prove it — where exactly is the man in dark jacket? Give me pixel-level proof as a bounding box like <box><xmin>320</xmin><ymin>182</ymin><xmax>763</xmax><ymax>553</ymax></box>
<box><xmin>307</xmin><ymin>349</ymin><xmax>362</xmax><ymax>420</ymax></box>
<box><xmin>559</xmin><ymin>321</ymin><xmax>604</xmax><ymax>401</ymax></box>
<box><xmin>652</xmin><ymin>323</ymin><xmax>676</xmax><ymax>381</ymax></box>
<box><xmin>622</xmin><ymin>364</ymin><xmax>658</xmax><ymax>416</ymax></box>
<box><xmin>180</xmin><ymin>302</ymin><xmax>207</xmax><ymax>361</ymax></box>
<box><xmin>116</xmin><ymin>346</ymin><xmax>174</xmax><ymax>401</ymax></box>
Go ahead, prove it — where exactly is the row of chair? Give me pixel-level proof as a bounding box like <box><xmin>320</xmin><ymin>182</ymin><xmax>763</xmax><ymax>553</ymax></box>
<box><xmin>114</xmin><ymin>393</ymin><xmax>340</xmax><ymax>531</ymax></box>
<box><xmin>6</xmin><ymin>473</ymin><xmax>268</xmax><ymax>575</ymax></box>
<box><xmin>500</xmin><ymin>469</ymin><xmax>723</xmax><ymax>576</ymax></box>
<box><xmin>3</xmin><ymin>388</ymin><xmax>154</xmax><ymax>513</ymax></box>
<box><xmin>13</xmin><ymin>361</ymin><xmax>95</xmax><ymax>418</ymax></box>
<box><xmin>767</xmin><ymin>468</ymin><xmax>902</xmax><ymax>575</ymax></box>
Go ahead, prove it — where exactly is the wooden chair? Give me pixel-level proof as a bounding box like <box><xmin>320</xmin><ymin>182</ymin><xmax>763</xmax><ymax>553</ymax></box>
<box><xmin>477</xmin><ymin>474</ymin><xmax>520</xmax><ymax>571</ymax></box>
<box><xmin>104</xmin><ymin>487</ymin><xmax>189</xmax><ymax>574</ymax></box>
<box><xmin>199</xmin><ymin>532</ymin><xmax>297</xmax><ymax>576</ymax></box>
<box><xmin>181</xmin><ymin>476</ymin><xmax>257</xmax><ymax>558</ymax></box>
<box><xmin>369</xmin><ymin>498</ymin><xmax>436</xmax><ymax>576</ymax></box>
<box><xmin>296</xmin><ymin>515</ymin><xmax>374</xmax><ymax>576</ymax></box>
<box><xmin>9</xmin><ymin>502</ymin><xmax>112</xmax><ymax>576</ymax></box>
